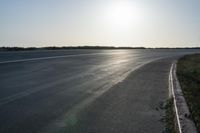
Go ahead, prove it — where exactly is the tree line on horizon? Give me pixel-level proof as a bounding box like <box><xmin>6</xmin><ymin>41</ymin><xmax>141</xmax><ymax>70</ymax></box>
<box><xmin>0</xmin><ymin>46</ymin><xmax>199</xmax><ymax>51</ymax></box>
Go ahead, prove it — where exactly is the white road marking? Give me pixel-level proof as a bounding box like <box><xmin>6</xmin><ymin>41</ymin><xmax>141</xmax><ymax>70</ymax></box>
<box><xmin>169</xmin><ymin>62</ymin><xmax>182</xmax><ymax>133</ymax></box>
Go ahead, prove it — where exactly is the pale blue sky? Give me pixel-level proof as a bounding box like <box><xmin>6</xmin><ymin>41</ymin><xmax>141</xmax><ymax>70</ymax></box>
<box><xmin>0</xmin><ymin>0</ymin><xmax>200</xmax><ymax>47</ymax></box>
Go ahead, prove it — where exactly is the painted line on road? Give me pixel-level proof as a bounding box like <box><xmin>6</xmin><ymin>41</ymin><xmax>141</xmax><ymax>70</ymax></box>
<box><xmin>0</xmin><ymin>53</ymin><xmax>112</xmax><ymax>64</ymax></box>
<box><xmin>169</xmin><ymin>62</ymin><xmax>182</xmax><ymax>133</ymax></box>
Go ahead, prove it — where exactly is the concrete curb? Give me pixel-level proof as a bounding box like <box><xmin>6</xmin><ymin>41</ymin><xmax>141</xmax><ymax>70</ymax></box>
<box><xmin>169</xmin><ymin>61</ymin><xmax>198</xmax><ymax>133</ymax></box>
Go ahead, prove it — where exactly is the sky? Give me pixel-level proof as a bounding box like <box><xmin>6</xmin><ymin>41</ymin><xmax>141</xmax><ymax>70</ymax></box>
<box><xmin>0</xmin><ymin>0</ymin><xmax>200</xmax><ymax>48</ymax></box>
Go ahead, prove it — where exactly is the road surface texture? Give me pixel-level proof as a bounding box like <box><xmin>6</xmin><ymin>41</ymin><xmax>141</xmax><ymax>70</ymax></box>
<box><xmin>0</xmin><ymin>49</ymin><xmax>199</xmax><ymax>133</ymax></box>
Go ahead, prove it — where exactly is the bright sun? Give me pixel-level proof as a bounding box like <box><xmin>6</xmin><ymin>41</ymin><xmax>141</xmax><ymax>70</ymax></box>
<box><xmin>103</xmin><ymin>1</ymin><xmax>143</xmax><ymax>30</ymax></box>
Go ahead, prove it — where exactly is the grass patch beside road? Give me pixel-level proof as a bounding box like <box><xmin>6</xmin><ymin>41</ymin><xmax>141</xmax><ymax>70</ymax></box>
<box><xmin>177</xmin><ymin>54</ymin><xmax>200</xmax><ymax>132</ymax></box>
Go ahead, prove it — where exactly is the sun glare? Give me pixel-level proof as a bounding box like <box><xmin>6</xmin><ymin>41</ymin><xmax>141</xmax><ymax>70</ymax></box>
<box><xmin>103</xmin><ymin>1</ymin><xmax>143</xmax><ymax>31</ymax></box>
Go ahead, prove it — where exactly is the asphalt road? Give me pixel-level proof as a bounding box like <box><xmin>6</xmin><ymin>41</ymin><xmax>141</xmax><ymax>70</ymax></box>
<box><xmin>0</xmin><ymin>49</ymin><xmax>199</xmax><ymax>133</ymax></box>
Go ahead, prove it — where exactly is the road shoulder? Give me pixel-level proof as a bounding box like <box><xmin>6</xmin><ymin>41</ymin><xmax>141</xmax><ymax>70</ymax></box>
<box><xmin>171</xmin><ymin>55</ymin><xmax>199</xmax><ymax>133</ymax></box>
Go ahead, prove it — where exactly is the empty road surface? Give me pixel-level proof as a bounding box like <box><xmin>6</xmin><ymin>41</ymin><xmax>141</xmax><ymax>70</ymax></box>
<box><xmin>0</xmin><ymin>49</ymin><xmax>199</xmax><ymax>133</ymax></box>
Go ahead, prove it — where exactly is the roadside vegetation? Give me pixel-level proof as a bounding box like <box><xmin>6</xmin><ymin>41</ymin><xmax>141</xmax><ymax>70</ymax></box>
<box><xmin>165</xmin><ymin>98</ymin><xmax>176</xmax><ymax>133</ymax></box>
<box><xmin>0</xmin><ymin>46</ymin><xmax>199</xmax><ymax>52</ymax></box>
<box><xmin>177</xmin><ymin>53</ymin><xmax>200</xmax><ymax>132</ymax></box>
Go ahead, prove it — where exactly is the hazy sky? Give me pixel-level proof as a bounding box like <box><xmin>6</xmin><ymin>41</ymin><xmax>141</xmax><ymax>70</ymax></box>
<box><xmin>0</xmin><ymin>0</ymin><xmax>200</xmax><ymax>47</ymax></box>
